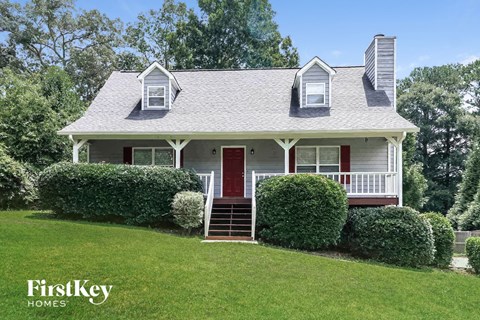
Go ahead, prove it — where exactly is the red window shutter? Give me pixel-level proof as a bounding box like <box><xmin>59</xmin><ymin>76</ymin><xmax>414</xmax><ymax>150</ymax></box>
<box><xmin>180</xmin><ymin>149</ymin><xmax>184</xmax><ymax>168</ymax></box>
<box><xmin>340</xmin><ymin>145</ymin><xmax>351</xmax><ymax>184</ymax></box>
<box><xmin>123</xmin><ymin>147</ymin><xmax>132</xmax><ymax>164</ymax></box>
<box><xmin>289</xmin><ymin>147</ymin><xmax>296</xmax><ymax>173</ymax></box>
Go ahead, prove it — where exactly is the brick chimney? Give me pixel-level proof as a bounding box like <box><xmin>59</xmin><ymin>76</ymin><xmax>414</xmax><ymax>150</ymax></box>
<box><xmin>364</xmin><ymin>34</ymin><xmax>396</xmax><ymax>107</ymax></box>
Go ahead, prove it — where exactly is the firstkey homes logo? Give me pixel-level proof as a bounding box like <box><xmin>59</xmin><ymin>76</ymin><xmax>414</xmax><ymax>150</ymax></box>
<box><xmin>27</xmin><ymin>280</ymin><xmax>113</xmax><ymax>307</ymax></box>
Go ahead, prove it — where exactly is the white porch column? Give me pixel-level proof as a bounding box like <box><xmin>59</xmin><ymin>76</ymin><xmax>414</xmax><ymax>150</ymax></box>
<box><xmin>166</xmin><ymin>139</ymin><xmax>191</xmax><ymax>168</ymax></box>
<box><xmin>70</xmin><ymin>136</ymin><xmax>88</xmax><ymax>163</ymax></box>
<box><xmin>397</xmin><ymin>135</ymin><xmax>404</xmax><ymax>207</ymax></box>
<box><xmin>387</xmin><ymin>133</ymin><xmax>406</xmax><ymax>207</ymax></box>
<box><xmin>274</xmin><ymin>138</ymin><xmax>299</xmax><ymax>174</ymax></box>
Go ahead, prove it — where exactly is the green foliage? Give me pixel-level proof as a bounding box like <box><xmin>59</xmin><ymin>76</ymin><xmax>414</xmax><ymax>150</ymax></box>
<box><xmin>0</xmin><ymin>68</ymin><xmax>84</xmax><ymax>169</ymax></box>
<box><xmin>256</xmin><ymin>174</ymin><xmax>348</xmax><ymax>250</ymax></box>
<box><xmin>125</xmin><ymin>0</ymin><xmax>191</xmax><ymax>69</ymax></box>
<box><xmin>465</xmin><ymin>237</ymin><xmax>480</xmax><ymax>274</ymax></box>
<box><xmin>0</xmin><ymin>145</ymin><xmax>36</xmax><ymax>209</ymax></box>
<box><xmin>463</xmin><ymin>59</ymin><xmax>480</xmax><ymax>113</ymax></box>
<box><xmin>126</xmin><ymin>0</ymin><xmax>299</xmax><ymax>69</ymax></box>
<box><xmin>38</xmin><ymin>163</ymin><xmax>203</xmax><ymax>225</ymax></box>
<box><xmin>459</xmin><ymin>199</ymin><xmax>480</xmax><ymax>231</ymax></box>
<box><xmin>403</xmin><ymin>163</ymin><xmax>428</xmax><ymax>210</ymax></box>
<box><xmin>0</xmin><ymin>0</ymin><xmax>123</xmax><ymax>101</ymax></box>
<box><xmin>420</xmin><ymin>212</ymin><xmax>455</xmax><ymax>268</ymax></box>
<box><xmin>172</xmin><ymin>191</ymin><xmax>204</xmax><ymax>232</ymax></box>
<box><xmin>448</xmin><ymin>141</ymin><xmax>480</xmax><ymax>228</ymax></box>
<box><xmin>398</xmin><ymin>70</ymin><xmax>474</xmax><ymax>213</ymax></box>
<box><xmin>115</xmin><ymin>51</ymin><xmax>149</xmax><ymax>71</ymax></box>
<box><xmin>344</xmin><ymin>207</ymin><xmax>434</xmax><ymax>267</ymax></box>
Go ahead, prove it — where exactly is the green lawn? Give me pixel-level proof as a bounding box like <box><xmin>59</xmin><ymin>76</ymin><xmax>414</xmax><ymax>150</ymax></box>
<box><xmin>1</xmin><ymin>211</ymin><xmax>479</xmax><ymax>320</ymax></box>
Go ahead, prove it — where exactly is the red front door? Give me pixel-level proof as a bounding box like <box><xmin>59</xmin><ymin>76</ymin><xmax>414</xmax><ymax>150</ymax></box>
<box><xmin>222</xmin><ymin>148</ymin><xmax>245</xmax><ymax>197</ymax></box>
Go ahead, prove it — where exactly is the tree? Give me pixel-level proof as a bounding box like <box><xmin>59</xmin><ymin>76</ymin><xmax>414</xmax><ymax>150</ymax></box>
<box><xmin>0</xmin><ymin>0</ymin><xmax>123</xmax><ymax>100</ymax></box>
<box><xmin>115</xmin><ymin>51</ymin><xmax>149</xmax><ymax>71</ymax></box>
<box><xmin>463</xmin><ymin>59</ymin><xmax>480</xmax><ymax>113</ymax></box>
<box><xmin>126</xmin><ymin>0</ymin><xmax>299</xmax><ymax>70</ymax></box>
<box><xmin>125</xmin><ymin>0</ymin><xmax>190</xmax><ymax>69</ymax></box>
<box><xmin>0</xmin><ymin>67</ymin><xmax>84</xmax><ymax>169</ymax></box>
<box><xmin>196</xmin><ymin>0</ymin><xmax>299</xmax><ymax>68</ymax></box>
<box><xmin>402</xmin><ymin>133</ymin><xmax>428</xmax><ymax>210</ymax></box>
<box><xmin>448</xmin><ymin>141</ymin><xmax>480</xmax><ymax>228</ymax></box>
<box><xmin>397</xmin><ymin>77</ymin><xmax>472</xmax><ymax>213</ymax></box>
<box><xmin>0</xmin><ymin>144</ymin><xmax>36</xmax><ymax>209</ymax></box>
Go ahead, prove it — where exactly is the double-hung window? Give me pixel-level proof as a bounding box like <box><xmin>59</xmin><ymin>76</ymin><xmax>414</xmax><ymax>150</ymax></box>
<box><xmin>296</xmin><ymin>146</ymin><xmax>340</xmax><ymax>173</ymax></box>
<box><xmin>147</xmin><ymin>86</ymin><xmax>166</xmax><ymax>108</ymax></box>
<box><xmin>132</xmin><ymin>148</ymin><xmax>174</xmax><ymax>166</ymax></box>
<box><xmin>305</xmin><ymin>83</ymin><xmax>326</xmax><ymax>106</ymax></box>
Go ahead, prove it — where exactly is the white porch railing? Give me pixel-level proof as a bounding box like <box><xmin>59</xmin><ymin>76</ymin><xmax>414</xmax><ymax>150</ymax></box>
<box><xmin>201</xmin><ymin>171</ymin><xmax>215</xmax><ymax>237</ymax></box>
<box><xmin>253</xmin><ymin>172</ymin><xmax>398</xmax><ymax>196</ymax></box>
<box><xmin>197</xmin><ymin>173</ymin><xmax>214</xmax><ymax>196</ymax></box>
<box><xmin>251</xmin><ymin>171</ymin><xmax>257</xmax><ymax>240</ymax></box>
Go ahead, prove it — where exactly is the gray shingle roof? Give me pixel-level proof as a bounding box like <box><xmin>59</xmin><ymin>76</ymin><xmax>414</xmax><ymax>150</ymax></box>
<box><xmin>59</xmin><ymin>67</ymin><xmax>418</xmax><ymax>136</ymax></box>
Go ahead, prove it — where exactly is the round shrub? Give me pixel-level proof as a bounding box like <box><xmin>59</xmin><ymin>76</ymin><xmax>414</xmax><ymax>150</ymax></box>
<box><xmin>172</xmin><ymin>191</ymin><xmax>204</xmax><ymax>233</ymax></box>
<box><xmin>466</xmin><ymin>237</ymin><xmax>480</xmax><ymax>274</ymax></box>
<box><xmin>0</xmin><ymin>145</ymin><xmax>36</xmax><ymax>209</ymax></box>
<box><xmin>344</xmin><ymin>207</ymin><xmax>434</xmax><ymax>267</ymax></box>
<box><xmin>38</xmin><ymin>163</ymin><xmax>203</xmax><ymax>225</ymax></box>
<box><xmin>420</xmin><ymin>212</ymin><xmax>455</xmax><ymax>268</ymax></box>
<box><xmin>256</xmin><ymin>174</ymin><xmax>348</xmax><ymax>250</ymax></box>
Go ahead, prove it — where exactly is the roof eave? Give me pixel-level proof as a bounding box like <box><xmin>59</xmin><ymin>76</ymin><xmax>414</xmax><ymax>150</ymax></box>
<box><xmin>58</xmin><ymin>127</ymin><xmax>419</xmax><ymax>137</ymax></box>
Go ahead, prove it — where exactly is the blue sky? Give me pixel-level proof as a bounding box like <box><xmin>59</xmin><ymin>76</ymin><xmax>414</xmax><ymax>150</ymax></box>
<box><xmin>16</xmin><ymin>0</ymin><xmax>480</xmax><ymax>78</ymax></box>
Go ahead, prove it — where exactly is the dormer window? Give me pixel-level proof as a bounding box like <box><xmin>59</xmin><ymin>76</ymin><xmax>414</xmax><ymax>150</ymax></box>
<box><xmin>306</xmin><ymin>83</ymin><xmax>325</xmax><ymax>106</ymax></box>
<box><xmin>147</xmin><ymin>86</ymin><xmax>166</xmax><ymax>108</ymax></box>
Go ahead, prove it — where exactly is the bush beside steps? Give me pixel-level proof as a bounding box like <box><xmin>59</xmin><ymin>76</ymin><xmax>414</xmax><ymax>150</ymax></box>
<box><xmin>172</xmin><ymin>191</ymin><xmax>204</xmax><ymax>234</ymax></box>
<box><xmin>256</xmin><ymin>174</ymin><xmax>348</xmax><ymax>250</ymax></box>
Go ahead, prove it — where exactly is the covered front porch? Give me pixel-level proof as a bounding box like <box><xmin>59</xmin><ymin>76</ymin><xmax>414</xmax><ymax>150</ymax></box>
<box><xmin>70</xmin><ymin>133</ymin><xmax>405</xmax><ymax>241</ymax></box>
<box><xmin>71</xmin><ymin>134</ymin><xmax>405</xmax><ymax>204</ymax></box>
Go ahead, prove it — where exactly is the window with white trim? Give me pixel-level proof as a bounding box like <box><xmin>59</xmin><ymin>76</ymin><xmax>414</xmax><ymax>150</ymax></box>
<box><xmin>306</xmin><ymin>83</ymin><xmax>326</xmax><ymax>106</ymax></box>
<box><xmin>132</xmin><ymin>148</ymin><xmax>174</xmax><ymax>166</ymax></box>
<box><xmin>296</xmin><ymin>146</ymin><xmax>340</xmax><ymax>173</ymax></box>
<box><xmin>147</xmin><ymin>86</ymin><xmax>166</xmax><ymax>108</ymax></box>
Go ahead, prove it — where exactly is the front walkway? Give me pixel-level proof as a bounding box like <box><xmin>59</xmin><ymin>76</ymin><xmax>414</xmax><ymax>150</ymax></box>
<box><xmin>451</xmin><ymin>256</ymin><xmax>470</xmax><ymax>269</ymax></box>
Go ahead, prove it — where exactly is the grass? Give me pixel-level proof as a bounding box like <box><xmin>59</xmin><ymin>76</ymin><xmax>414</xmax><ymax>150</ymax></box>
<box><xmin>1</xmin><ymin>211</ymin><xmax>479</xmax><ymax>320</ymax></box>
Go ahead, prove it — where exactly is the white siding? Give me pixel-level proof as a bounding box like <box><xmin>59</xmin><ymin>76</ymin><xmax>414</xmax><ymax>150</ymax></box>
<box><xmin>301</xmin><ymin>64</ymin><xmax>330</xmax><ymax>107</ymax></box>
<box><xmin>88</xmin><ymin>138</ymin><xmax>388</xmax><ymax>198</ymax></box>
<box><xmin>143</xmin><ymin>69</ymin><xmax>170</xmax><ymax>109</ymax></box>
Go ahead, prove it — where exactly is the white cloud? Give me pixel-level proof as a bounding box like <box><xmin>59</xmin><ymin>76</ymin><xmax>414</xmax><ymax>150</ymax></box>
<box><xmin>418</xmin><ymin>55</ymin><xmax>430</xmax><ymax>62</ymax></box>
<box><xmin>331</xmin><ymin>50</ymin><xmax>342</xmax><ymax>57</ymax></box>
<box><xmin>460</xmin><ymin>54</ymin><xmax>480</xmax><ymax>65</ymax></box>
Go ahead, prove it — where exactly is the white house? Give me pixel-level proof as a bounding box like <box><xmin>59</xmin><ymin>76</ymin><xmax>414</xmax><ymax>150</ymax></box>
<box><xmin>59</xmin><ymin>34</ymin><xmax>418</xmax><ymax>240</ymax></box>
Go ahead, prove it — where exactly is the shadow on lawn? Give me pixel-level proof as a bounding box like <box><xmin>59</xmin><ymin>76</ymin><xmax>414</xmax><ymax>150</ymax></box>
<box><xmin>256</xmin><ymin>241</ymin><xmax>439</xmax><ymax>274</ymax></box>
<box><xmin>25</xmin><ymin>211</ymin><xmax>203</xmax><ymax>239</ymax></box>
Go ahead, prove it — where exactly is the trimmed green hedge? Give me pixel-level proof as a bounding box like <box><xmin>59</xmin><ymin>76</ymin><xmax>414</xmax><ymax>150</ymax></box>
<box><xmin>38</xmin><ymin>163</ymin><xmax>203</xmax><ymax>225</ymax></box>
<box><xmin>420</xmin><ymin>212</ymin><xmax>455</xmax><ymax>268</ymax></box>
<box><xmin>256</xmin><ymin>174</ymin><xmax>348</xmax><ymax>250</ymax></box>
<box><xmin>466</xmin><ymin>237</ymin><xmax>480</xmax><ymax>274</ymax></box>
<box><xmin>343</xmin><ymin>207</ymin><xmax>434</xmax><ymax>267</ymax></box>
